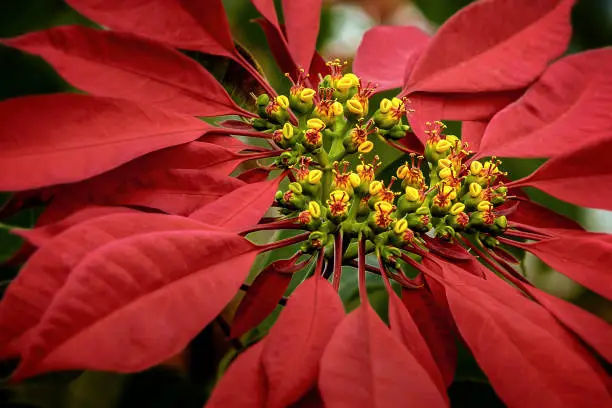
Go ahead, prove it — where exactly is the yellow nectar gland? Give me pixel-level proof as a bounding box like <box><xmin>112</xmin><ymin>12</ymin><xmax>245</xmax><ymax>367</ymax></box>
<box><xmin>307</xmin><ymin>169</ymin><xmax>323</xmax><ymax>184</ymax></box>
<box><xmin>308</xmin><ymin>201</ymin><xmax>321</xmax><ymax>218</ymax></box>
<box><xmin>393</xmin><ymin>218</ymin><xmax>408</xmax><ymax>234</ymax></box>
<box><xmin>470</xmin><ymin>160</ymin><xmax>483</xmax><ymax>176</ymax></box>
<box><xmin>307</xmin><ymin>118</ymin><xmax>325</xmax><ymax>131</ymax></box>
<box><xmin>405</xmin><ymin>186</ymin><xmax>421</xmax><ymax>202</ymax></box>
<box><xmin>450</xmin><ymin>202</ymin><xmax>466</xmax><ymax>215</ymax></box>
<box><xmin>358</xmin><ymin>141</ymin><xmax>374</xmax><ymax>153</ymax></box>
<box><xmin>469</xmin><ymin>182</ymin><xmax>483</xmax><ymax>198</ymax></box>
<box><xmin>299</xmin><ymin>88</ymin><xmax>316</xmax><ymax>103</ymax></box>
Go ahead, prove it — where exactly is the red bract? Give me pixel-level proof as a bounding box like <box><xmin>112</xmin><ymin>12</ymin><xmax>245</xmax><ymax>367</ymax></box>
<box><xmin>1</xmin><ymin>0</ymin><xmax>612</xmax><ymax>406</ymax></box>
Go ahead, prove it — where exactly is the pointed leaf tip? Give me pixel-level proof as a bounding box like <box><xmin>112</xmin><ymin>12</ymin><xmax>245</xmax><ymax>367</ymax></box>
<box><xmin>319</xmin><ymin>304</ymin><xmax>448</xmax><ymax>407</ymax></box>
<box><xmin>263</xmin><ymin>276</ymin><xmax>344</xmax><ymax>408</ymax></box>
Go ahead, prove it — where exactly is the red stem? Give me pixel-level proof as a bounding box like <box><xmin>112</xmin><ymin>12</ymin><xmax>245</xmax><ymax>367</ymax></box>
<box><xmin>235</xmin><ymin>52</ymin><xmax>278</xmax><ymax>98</ymax></box>
<box><xmin>332</xmin><ymin>231</ymin><xmax>343</xmax><ymax>292</ymax></box>
<box><xmin>215</xmin><ymin>127</ymin><xmax>274</xmax><ymax>139</ymax></box>
<box><xmin>497</xmin><ymin>236</ymin><xmax>529</xmax><ymax>250</ymax></box>
<box><xmin>357</xmin><ymin>236</ymin><xmax>368</xmax><ymax>302</ymax></box>
<box><xmin>505</xmin><ymin>229</ymin><xmax>548</xmax><ymax>241</ymax></box>
<box><xmin>386</xmin><ymin>139</ymin><xmax>419</xmax><ymax>154</ymax></box>
<box><xmin>239</xmin><ymin>149</ymin><xmax>285</xmax><ymax>161</ymax></box>
<box><xmin>315</xmin><ymin>247</ymin><xmax>325</xmax><ymax>277</ymax></box>
<box><xmin>376</xmin><ymin>251</ymin><xmax>393</xmax><ymax>292</ymax></box>
<box><xmin>239</xmin><ymin>217</ymin><xmax>304</xmax><ymax>236</ymax></box>
<box><xmin>258</xmin><ymin>232</ymin><xmax>310</xmax><ymax>252</ymax></box>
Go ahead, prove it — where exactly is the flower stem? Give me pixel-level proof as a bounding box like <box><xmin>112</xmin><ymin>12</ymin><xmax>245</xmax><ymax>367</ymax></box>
<box><xmin>239</xmin><ymin>217</ymin><xmax>303</xmax><ymax>236</ymax></box>
<box><xmin>358</xmin><ymin>235</ymin><xmax>368</xmax><ymax>302</ymax></box>
<box><xmin>258</xmin><ymin>232</ymin><xmax>310</xmax><ymax>252</ymax></box>
<box><xmin>332</xmin><ymin>230</ymin><xmax>343</xmax><ymax>291</ymax></box>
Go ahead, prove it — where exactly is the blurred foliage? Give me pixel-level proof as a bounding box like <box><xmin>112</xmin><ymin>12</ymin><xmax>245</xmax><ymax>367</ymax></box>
<box><xmin>1</xmin><ymin>0</ymin><xmax>612</xmax><ymax>407</ymax></box>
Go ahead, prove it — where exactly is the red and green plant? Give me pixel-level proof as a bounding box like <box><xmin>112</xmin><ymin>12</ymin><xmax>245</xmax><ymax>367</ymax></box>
<box><xmin>0</xmin><ymin>0</ymin><xmax>611</xmax><ymax>406</ymax></box>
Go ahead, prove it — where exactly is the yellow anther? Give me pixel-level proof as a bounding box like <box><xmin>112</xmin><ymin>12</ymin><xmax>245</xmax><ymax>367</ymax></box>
<box><xmin>348</xmin><ymin>173</ymin><xmax>361</xmax><ymax>188</ymax></box>
<box><xmin>307</xmin><ymin>169</ymin><xmax>323</xmax><ymax>184</ymax></box>
<box><xmin>396</xmin><ymin>163</ymin><xmax>409</xmax><ymax>179</ymax></box>
<box><xmin>394</xmin><ymin>219</ymin><xmax>408</xmax><ymax>234</ymax></box>
<box><xmin>376</xmin><ymin>201</ymin><xmax>394</xmax><ymax>213</ymax></box>
<box><xmin>470</xmin><ymin>161</ymin><xmax>483</xmax><ymax>176</ymax></box>
<box><xmin>307</xmin><ymin>118</ymin><xmax>325</xmax><ymax>131</ymax></box>
<box><xmin>299</xmin><ymin>88</ymin><xmax>316</xmax><ymax>103</ymax></box>
<box><xmin>344</xmin><ymin>73</ymin><xmax>360</xmax><ymax>86</ymax></box>
<box><xmin>435</xmin><ymin>139</ymin><xmax>452</xmax><ymax>153</ymax></box>
<box><xmin>336</xmin><ymin>77</ymin><xmax>353</xmax><ymax>91</ymax></box>
<box><xmin>405</xmin><ymin>186</ymin><xmax>420</xmax><ymax>202</ymax></box>
<box><xmin>347</xmin><ymin>99</ymin><xmax>364</xmax><ymax>116</ymax></box>
<box><xmin>379</xmin><ymin>98</ymin><xmax>392</xmax><ymax>114</ymax></box>
<box><xmin>276</xmin><ymin>95</ymin><xmax>289</xmax><ymax>109</ymax></box>
<box><xmin>369</xmin><ymin>180</ymin><xmax>383</xmax><ymax>195</ymax></box>
<box><xmin>331</xmin><ymin>101</ymin><xmax>344</xmax><ymax>116</ymax></box>
<box><xmin>391</xmin><ymin>97</ymin><xmax>403</xmax><ymax>108</ymax></box>
<box><xmin>469</xmin><ymin>182</ymin><xmax>482</xmax><ymax>198</ymax></box>
<box><xmin>308</xmin><ymin>201</ymin><xmax>321</xmax><ymax>218</ymax></box>
<box><xmin>477</xmin><ymin>201</ymin><xmax>493</xmax><ymax>212</ymax></box>
<box><xmin>282</xmin><ymin>123</ymin><xmax>294</xmax><ymax>140</ymax></box>
<box><xmin>438</xmin><ymin>159</ymin><xmax>452</xmax><ymax>168</ymax></box>
<box><xmin>330</xmin><ymin>190</ymin><xmax>349</xmax><ymax>203</ymax></box>
<box><xmin>358</xmin><ymin>141</ymin><xmax>374</xmax><ymax>153</ymax></box>
<box><xmin>288</xmin><ymin>182</ymin><xmax>302</xmax><ymax>194</ymax></box>
<box><xmin>439</xmin><ymin>167</ymin><xmax>453</xmax><ymax>180</ymax></box>
<box><xmin>450</xmin><ymin>202</ymin><xmax>465</xmax><ymax>215</ymax></box>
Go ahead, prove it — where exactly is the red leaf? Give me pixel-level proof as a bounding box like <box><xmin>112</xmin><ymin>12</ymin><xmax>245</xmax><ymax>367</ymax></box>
<box><xmin>2</xmin><ymin>26</ymin><xmax>248</xmax><ymax>117</ymax></box>
<box><xmin>427</xmin><ymin>259</ymin><xmax>612</xmax><ymax>408</ymax></box>
<box><xmin>46</xmin><ymin>169</ymin><xmax>246</xmax><ymax>218</ymax></box>
<box><xmin>32</xmin><ymin>142</ymin><xmax>250</xmax><ymax>222</ymax></box>
<box><xmin>252</xmin><ymin>0</ymin><xmax>281</xmax><ymax>32</ymax></box>
<box><xmin>230</xmin><ymin>261</ymin><xmax>295</xmax><ymax>339</ymax></box>
<box><xmin>421</xmin><ymin>235</ymin><xmax>472</xmax><ymax>260</ymax></box>
<box><xmin>405</xmin><ymin>0</ymin><xmax>575</xmax><ymax>94</ymax></box>
<box><xmin>189</xmin><ymin>174</ymin><xmax>284</xmax><ymax>231</ymax></box>
<box><xmin>13</xmin><ymin>206</ymin><xmax>136</xmax><ymax>248</ymax></box>
<box><xmin>518</xmin><ymin>284</ymin><xmax>612</xmax><ymax>363</ymax></box>
<box><xmin>0</xmin><ymin>213</ymin><xmax>218</xmax><ymax>358</ymax></box>
<box><xmin>407</xmin><ymin>92</ymin><xmax>520</xmax><ymax>142</ymax></box>
<box><xmin>13</xmin><ymin>228</ymin><xmax>258</xmax><ymax>378</ymax></box>
<box><xmin>401</xmin><ymin>283</ymin><xmax>457</xmax><ymax>387</ymax></box>
<box><xmin>507</xmin><ymin>199</ymin><xmax>583</xmax><ymax>231</ymax></box>
<box><xmin>255</xmin><ymin>18</ymin><xmax>326</xmax><ymax>82</ymax></box>
<box><xmin>353</xmin><ymin>26</ymin><xmax>430</xmax><ymax>91</ymax></box>
<box><xmin>0</xmin><ymin>94</ymin><xmax>209</xmax><ymax>191</ymax></box>
<box><xmin>205</xmin><ymin>341</ymin><xmax>267</xmax><ymax>408</ymax></box>
<box><xmin>282</xmin><ymin>0</ymin><xmax>322</xmax><ymax>71</ymax></box>
<box><xmin>387</xmin><ymin>288</ymin><xmax>447</xmax><ymax>398</ymax></box>
<box><xmin>461</xmin><ymin>121</ymin><xmax>487</xmax><ymax>152</ymax></box>
<box><xmin>237</xmin><ymin>168</ymin><xmax>271</xmax><ymax>184</ymax></box>
<box><xmin>510</xmin><ymin>137</ymin><xmax>612</xmax><ymax>210</ymax></box>
<box><xmin>66</xmin><ymin>0</ymin><xmax>235</xmax><ymax>57</ymax></box>
<box><xmin>262</xmin><ymin>276</ymin><xmax>345</xmax><ymax>408</ymax></box>
<box><xmin>518</xmin><ymin>234</ymin><xmax>612</xmax><ymax>301</ymax></box>
<box><xmin>477</xmin><ymin>49</ymin><xmax>612</xmax><ymax>158</ymax></box>
<box><xmin>319</xmin><ymin>304</ymin><xmax>448</xmax><ymax>407</ymax></box>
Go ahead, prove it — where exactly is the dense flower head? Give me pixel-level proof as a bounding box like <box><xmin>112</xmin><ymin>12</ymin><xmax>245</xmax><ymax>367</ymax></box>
<box><xmin>0</xmin><ymin>0</ymin><xmax>612</xmax><ymax>407</ymax></box>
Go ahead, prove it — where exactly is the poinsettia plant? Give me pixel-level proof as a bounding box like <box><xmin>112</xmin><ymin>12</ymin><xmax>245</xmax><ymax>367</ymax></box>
<box><xmin>1</xmin><ymin>0</ymin><xmax>612</xmax><ymax>406</ymax></box>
